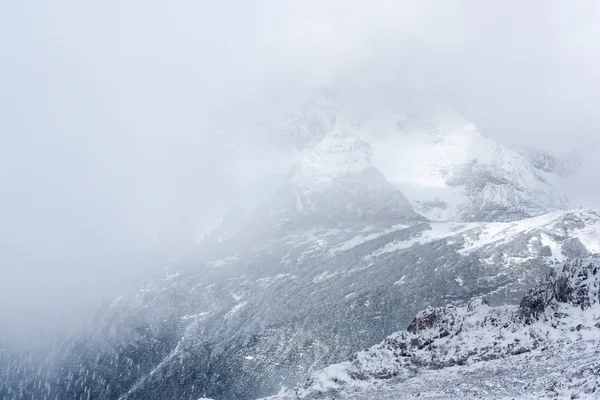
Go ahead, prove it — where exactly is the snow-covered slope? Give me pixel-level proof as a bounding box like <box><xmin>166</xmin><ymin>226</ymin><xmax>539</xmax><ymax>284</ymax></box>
<box><xmin>229</xmin><ymin>87</ymin><xmax>570</xmax><ymax>223</ymax></box>
<box><xmin>267</xmin><ymin>259</ymin><xmax>600</xmax><ymax>400</ymax></box>
<box><xmin>15</xmin><ymin>209</ymin><xmax>599</xmax><ymax>400</ymax></box>
<box><xmin>367</xmin><ymin>110</ymin><xmax>569</xmax><ymax>222</ymax></box>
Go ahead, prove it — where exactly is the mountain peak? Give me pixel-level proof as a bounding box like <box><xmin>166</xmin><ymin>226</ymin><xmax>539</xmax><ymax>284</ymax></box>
<box><xmin>367</xmin><ymin>112</ymin><xmax>569</xmax><ymax>221</ymax></box>
<box><xmin>289</xmin><ymin>124</ymin><xmax>372</xmax><ymax>188</ymax></box>
<box><xmin>243</xmin><ymin>126</ymin><xmax>424</xmax><ymax>234</ymax></box>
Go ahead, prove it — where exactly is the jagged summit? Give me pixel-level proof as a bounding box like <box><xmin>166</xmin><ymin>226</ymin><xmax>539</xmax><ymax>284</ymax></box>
<box><xmin>241</xmin><ymin>95</ymin><xmax>572</xmax><ymax>223</ymax></box>
<box><xmin>223</xmin><ymin>96</ymin><xmax>571</xmax><ymax>226</ymax></box>
<box><xmin>204</xmin><ymin>106</ymin><xmax>572</xmax><ymax>243</ymax></box>
<box><xmin>199</xmin><ymin>125</ymin><xmax>423</xmax><ymax>241</ymax></box>
<box><xmin>246</xmin><ymin>126</ymin><xmax>424</xmax><ymax>234</ymax></box>
<box><xmin>368</xmin><ymin>109</ymin><xmax>569</xmax><ymax>222</ymax></box>
<box><xmin>289</xmin><ymin>122</ymin><xmax>373</xmax><ymax>188</ymax></box>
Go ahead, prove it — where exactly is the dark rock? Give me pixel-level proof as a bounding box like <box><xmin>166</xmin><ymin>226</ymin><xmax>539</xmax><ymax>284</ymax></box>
<box><xmin>407</xmin><ymin>310</ymin><xmax>438</xmax><ymax>333</ymax></box>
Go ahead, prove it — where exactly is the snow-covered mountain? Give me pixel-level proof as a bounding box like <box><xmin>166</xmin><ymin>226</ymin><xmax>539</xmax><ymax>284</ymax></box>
<box><xmin>267</xmin><ymin>259</ymin><xmax>600</xmax><ymax>400</ymax></box>
<box><xmin>233</xmin><ymin>95</ymin><xmax>571</xmax><ymax>223</ymax></box>
<box><xmin>245</xmin><ymin>125</ymin><xmax>424</xmax><ymax>235</ymax></box>
<box><xmin>365</xmin><ymin>110</ymin><xmax>569</xmax><ymax>222</ymax></box>
<box><xmin>2</xmin><ymin>89</ymin><xmax>598</xmax><ymax>400</ymax></box>
<box><xmin>7</xmin><ymin>205</ymin><xmax>599</xmax><ymax>400</ymax></box>
<box><xmin>204</xmin><ymin>105</ymin><xmax>571</xmax><ymax>239</ymax></box>
<box><xmin>225</xmin><ymin>84</ymin><xmax>600</xmax><ymax>224</ymax></box>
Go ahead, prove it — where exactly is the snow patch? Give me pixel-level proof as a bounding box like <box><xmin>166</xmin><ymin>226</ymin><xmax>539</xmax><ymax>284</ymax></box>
<box><xmin>327</xmin><ymin>224</ymin><xmax>409</xmax><ymax>256</ymax></box>
<box><xmin>370</xmin><ymin>222</ymin><xmax>476</xmax><ymax>258</ymax></box>
<box><xmin>393</xmin><ymin>275</ymin><xmax>407</xmax><ymax>285</ymax></box>
<box><xmin>225</xmin><ymin>301</ymin><xmax>247</xmax><ymax>319</ymax></box>
<box><xmin>313</xmin><ymin>270</ymin><xmax>339</xmax><ymax>283</ymax></box>
<box><xmin>207</xmin><ymin>255</ymin><xmax>240</xmax><ymax>268</ymax></box>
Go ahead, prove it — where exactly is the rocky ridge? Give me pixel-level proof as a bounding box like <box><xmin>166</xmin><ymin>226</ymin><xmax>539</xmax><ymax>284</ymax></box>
<box><xmin>267</xmin><ymin>259</ymin><xmax>600</xmax><ymax>400</ymax></box>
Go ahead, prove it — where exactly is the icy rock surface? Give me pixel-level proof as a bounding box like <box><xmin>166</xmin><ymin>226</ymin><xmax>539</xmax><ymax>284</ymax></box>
<box><xmin>267</xmin><ymin>259</ymin><xmax>600</xmax><ymax>400</ymax></box>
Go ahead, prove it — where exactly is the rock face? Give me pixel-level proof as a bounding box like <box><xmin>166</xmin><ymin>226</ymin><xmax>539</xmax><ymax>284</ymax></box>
<box><xmin>267</xmin><ymin>259</ymin><xmax>600</xmax><ymax>400</ymax></box>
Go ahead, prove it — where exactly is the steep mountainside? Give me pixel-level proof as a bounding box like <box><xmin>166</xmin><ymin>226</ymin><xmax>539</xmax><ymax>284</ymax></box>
<box><xmin>6</xmin><ymin>205</ymin><xmax>599</xmax><ymax>400</ymax></box>
<box><xmin>267</xmin><ymin>259</ymin><xmax>600</xmax><ymax>400</ymax></box>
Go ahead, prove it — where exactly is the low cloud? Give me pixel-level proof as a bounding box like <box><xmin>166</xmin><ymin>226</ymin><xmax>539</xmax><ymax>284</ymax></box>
<box><xmin>1</xmin><ymin>0</ymin><xmax>599</xmax><ymax>334</ymax></box>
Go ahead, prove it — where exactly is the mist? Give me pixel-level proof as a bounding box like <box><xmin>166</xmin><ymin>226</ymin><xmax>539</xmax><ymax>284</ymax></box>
<box><xmin>1</xmin><ymin>0</ymin><xmax>600</xmax><ymax>338</ymax></box>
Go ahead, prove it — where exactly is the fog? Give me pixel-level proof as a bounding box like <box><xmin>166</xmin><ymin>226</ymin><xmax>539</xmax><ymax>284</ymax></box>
<box><xmin>1</xmin><ymin>0</ymin><xmax>600</xmax><ymax>337</ymax></box>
